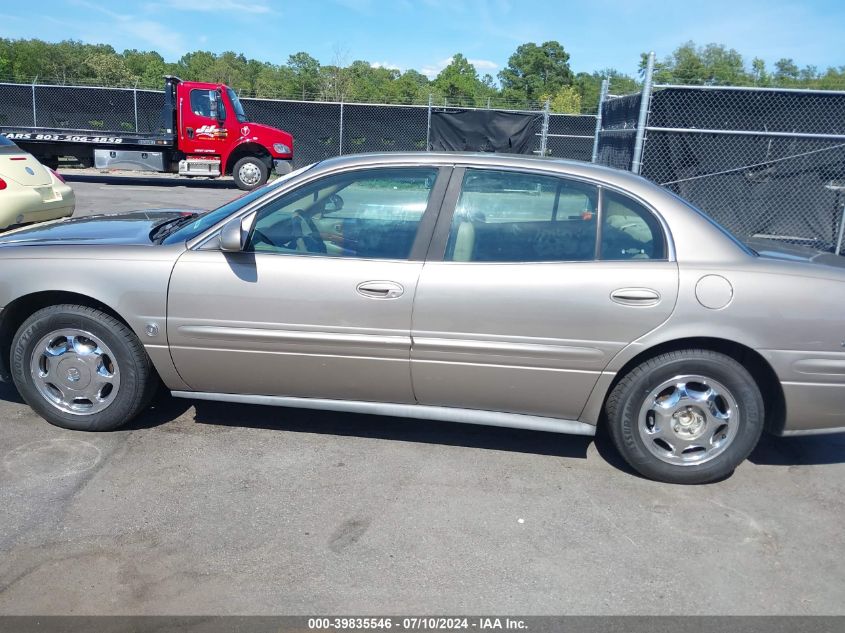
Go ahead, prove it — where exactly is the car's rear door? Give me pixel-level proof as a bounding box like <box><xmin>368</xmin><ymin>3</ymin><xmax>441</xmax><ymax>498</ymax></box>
<box><xmin>167</xmin><ymin>165</ymin><xmax>449</xmax><ymax>402</ymax></box>
<box><xmin>410</xmin><ymin>166</ymin><xmax>679</xmax><ymax>421</ymax></box>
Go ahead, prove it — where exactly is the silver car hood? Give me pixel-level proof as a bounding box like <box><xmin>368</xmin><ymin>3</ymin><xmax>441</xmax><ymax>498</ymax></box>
<box><xmin>0</xmin><ymin>209</ymin><xmax>196</xmax><ymax>247</ymax></box>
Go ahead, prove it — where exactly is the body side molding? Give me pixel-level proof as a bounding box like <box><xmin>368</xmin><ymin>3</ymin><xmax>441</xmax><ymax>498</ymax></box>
<box><xmin>170</xmin><ymin>391</ymin><xmax>598</xmax><ymax>436</ymax></box>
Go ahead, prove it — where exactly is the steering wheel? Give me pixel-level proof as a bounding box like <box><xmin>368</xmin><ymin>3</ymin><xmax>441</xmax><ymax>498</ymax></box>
<box><xmin>249</xmin><ymin>210</ymin><xmax>326</xmax><ymax>254</ymax></box>
<box><xmin>294</xmin><ymin>211</ymin><xmax>327</xmax><ymax>254</ymax></box>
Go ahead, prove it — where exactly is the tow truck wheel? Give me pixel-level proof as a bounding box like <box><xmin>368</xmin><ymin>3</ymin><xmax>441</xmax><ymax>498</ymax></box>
<box><xmin>233</xmin><ymin>156</ymin><xmax>269</xmax><ymax>190</ymax></box>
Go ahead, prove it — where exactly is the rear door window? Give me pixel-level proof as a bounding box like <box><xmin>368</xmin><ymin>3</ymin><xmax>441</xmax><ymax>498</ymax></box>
<box><xmin>600</xmin><ymin>190</ymin><xmax>666</xmax><ymax>260</ymax></box>
<box><xmin>444</xmin><ymin>168</ymin><xmax>598</xmax><ymax>262</ymax></box>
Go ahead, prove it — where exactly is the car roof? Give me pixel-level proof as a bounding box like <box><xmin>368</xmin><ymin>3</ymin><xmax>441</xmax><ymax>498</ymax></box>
<box><xmin>313</xmin><ymin>151</ymin><xmax>652</xmax><ymax>191</ymax></box>
<box><xmin>309</xmin><ymin>151</ymin><xmax>677</xmax><ymax>208</ymax></box>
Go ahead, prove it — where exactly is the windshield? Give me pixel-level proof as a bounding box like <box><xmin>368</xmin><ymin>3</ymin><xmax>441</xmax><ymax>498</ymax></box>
<box><xmin>227</xmin><ymin>88</ymin><xmax>248</xmax><ymax>123</ymax></box>
<box><xmin>0</xmin><ymin>134</ymin><xmax>16</xmax><ymax>146</ymax></box>
<box><xmin>161</xmin><ymin>164</ymin><xmax>315</xmax><ymax>245</ymax></box>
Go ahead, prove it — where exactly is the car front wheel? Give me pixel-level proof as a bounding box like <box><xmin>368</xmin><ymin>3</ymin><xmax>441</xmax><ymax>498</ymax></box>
<box><xmin>11</xmin><ymin>304</ymin><xmax>156</xmax><ymax>431</ymax></box>
<box><xmin>605</xmin><ymin>349</ymin><xmax>764</xmax><ymax>484</ymax></box>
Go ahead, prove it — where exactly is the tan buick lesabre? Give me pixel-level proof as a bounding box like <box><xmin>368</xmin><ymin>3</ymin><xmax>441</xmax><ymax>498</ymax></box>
<box><xmin>0</xmin><ymin>153</ymin><xmax>843</xmax><ymax>483</ymax></box>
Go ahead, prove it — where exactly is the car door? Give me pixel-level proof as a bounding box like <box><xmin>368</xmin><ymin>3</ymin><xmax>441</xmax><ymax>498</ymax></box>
<box><xmin>410</xmin><ymin>167</ymin><xmax>679</xmax><ymax>421</ymax></box>
<box><xmin>168</xmin><ymin>165</ymin><xmax>449</xmax><ymax>402</ymax></box>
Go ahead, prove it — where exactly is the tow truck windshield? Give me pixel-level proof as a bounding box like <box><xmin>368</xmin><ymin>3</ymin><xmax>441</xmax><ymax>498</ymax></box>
<box><xmin>227</xmin><ymin>88</ymin><xmax>248</xmax><ymax>123</ymax></box>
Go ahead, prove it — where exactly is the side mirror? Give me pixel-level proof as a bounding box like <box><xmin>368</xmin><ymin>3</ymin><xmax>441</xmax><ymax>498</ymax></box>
<box><xmin>219</xmin><ymin>216</ymin><xmax>247</xmax><ymax>251</ymax></box>
<box><xmin>323</xmin><ymin>193</ymin><xmax>344</xmax><ymax>213</ymax></box>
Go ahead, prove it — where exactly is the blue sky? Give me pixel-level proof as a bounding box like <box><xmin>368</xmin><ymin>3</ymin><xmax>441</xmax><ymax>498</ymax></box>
<box><xmin>1</xmin><ymin>0</ymin><xmax>843</xmax><ymax>78</ymax></box>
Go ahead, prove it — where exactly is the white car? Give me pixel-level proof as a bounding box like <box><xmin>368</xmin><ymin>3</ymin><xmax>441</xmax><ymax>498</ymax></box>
<box><xmin>0</xmin><ymin>135</ymin><xmax>74</xmax><ymax>230</ymax></box>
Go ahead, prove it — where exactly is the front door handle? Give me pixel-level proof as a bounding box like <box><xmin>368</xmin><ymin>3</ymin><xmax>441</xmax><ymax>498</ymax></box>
<box><xmin>610</xmin><ymin>287</ymin><xmax>661</xmax><ymax>306</ymax></box>
<box><xmin>186</xmin><ymin>127</ymin><xmax>194</xmax><ymax>139</ymax></box>
<box><xmin>356</xmin><ymin>280</ymin><xmax>404</xmax><ymax>299</ymax></box>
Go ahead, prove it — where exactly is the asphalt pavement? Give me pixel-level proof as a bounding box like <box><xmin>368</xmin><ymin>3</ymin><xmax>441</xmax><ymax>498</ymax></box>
<box><xmin>0</xmin><ymin>171</ymin><xmax>843</xmax><ymax>615</ymax></box>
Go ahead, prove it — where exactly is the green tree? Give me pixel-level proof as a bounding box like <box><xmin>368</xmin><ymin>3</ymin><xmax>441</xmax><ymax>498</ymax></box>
<box><xmin>751</xmin><ymin>57</ymin><xmax>769</xmax><ymax>86</ymax></box>
<box><xmin>83</xmin><ymin>53</ymin><xmax>132</xmax><ymax>85</ymax></box>
<box><xmin>773</xmin><ymin>58</ymin><xmax>799</xmax><ymax>85</ymax></box>
<box><xmin>393</xmin><ymin>69</ymin><xmax>430</xmax><ymax>104</ymax></box>
<box><xmin>123</xmin><ymin>49</ymin><xmax>166</xmax><ymax>87</ymax></box>
<box><xmin>434</xmin><ymin>54</ymin><xmax>482</xmax><ymax>105</ymax></box>
<box><xmin>700</xmin><ymin>44</ymin><xmax>748</xmax><ymax>84</ymax></box>
<box><xmin>544</xmin><ymin>85</ymin><xmax>582</xmax><ymax>113</ymax></box>
<box><xmin>287</xmin><ymin>52</ymin><xmax>321</xmax><ymax>99</ymax></box>
<box><xmin>499</xmin><ymin>41</ymin><xmax>573</xmax><ymax>103</ymax></box>
<box><xmin>253</xmin><ymin>63</ymin><xmax>293</xmax><ymax>98</ymax></box>
<box><xmin>176</xmin><ymin>50</ymin><xmax>216</xmax><ymax>82</ymax></box>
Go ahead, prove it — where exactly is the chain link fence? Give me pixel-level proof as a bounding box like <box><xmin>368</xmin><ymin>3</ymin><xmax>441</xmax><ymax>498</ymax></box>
<box><xmin>640</xmin><ymin>86</ymin><xmax>845</xmax><ymax>252</ymax></box>
<box><xmin>0</xmin><ymin>82</ymin><xmax>598</xmax><ymax>168</ymax></box>
<box><xmin>3</xmin><ymin>76</ymin><xmax>844</xmax><ymax>254</ymax></box>
<box><xmin>592</xmin><ymin>59</ymin><xmax>845</xmax><ymax>254</ymax></box>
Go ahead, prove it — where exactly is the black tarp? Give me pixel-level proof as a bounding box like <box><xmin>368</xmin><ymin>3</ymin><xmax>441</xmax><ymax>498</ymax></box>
<box><xmin>429</xmin><ymin>109</ymin><xmax>541</xmax><ymax>154</ymax></box>
<box><xmin>595</xmin><ymin>93</ymin><xmax>641</xmax><ymax>170</ymax></box>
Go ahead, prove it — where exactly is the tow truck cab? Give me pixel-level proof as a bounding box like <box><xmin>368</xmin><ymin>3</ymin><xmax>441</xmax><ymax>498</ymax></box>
<box><xmin>1</xmin><ymin>76</ymin><xmax>294</xmax><ymax>190</ymax></box>
<box><xmin>165</xmin><ymin>77</ymin><xmax>294</xmax><ymax>189</ymax></box>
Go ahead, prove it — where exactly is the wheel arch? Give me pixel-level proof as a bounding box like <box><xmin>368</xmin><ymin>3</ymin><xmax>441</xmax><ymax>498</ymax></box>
<box><xmin>596</xmin><ymin>336</ymin><xmax>786</xmax><ymax>435</ymax></box>
<box><xmin>224</xmin><ymin>142</ymin><xmax>272</xmax><ymax>175</ymax></box>
<box><xmin>0</xmin><ymin>290</ymin><xmax>137</xmax><ymax>382</ymax></box>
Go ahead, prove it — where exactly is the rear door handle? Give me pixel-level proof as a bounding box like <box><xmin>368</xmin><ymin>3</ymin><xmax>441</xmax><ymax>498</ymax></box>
<box><xmin>610</xmin><ymin>287</ymin><xmax>661</xmax><ymax>306</ymax></box>
<box><xmin>356</xmin><ymin>280</ymin><xmax>404</xmax><ymax>299</ymax></box>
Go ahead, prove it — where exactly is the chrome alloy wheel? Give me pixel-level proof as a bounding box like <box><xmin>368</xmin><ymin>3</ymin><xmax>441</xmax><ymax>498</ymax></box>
<box><xmin>29</xmin><ymin>329</ymin><xmax>121</xmax><ymax>415</ymax></box>
<box><xmin>637</xmin><ymin>375</ymin><xmax>739</xmax><ymax>466</ymax></box>
<box><xmin>237</xmin><ymin>162</ymin><xmax>262</xmax><ymax>187</ymax></box>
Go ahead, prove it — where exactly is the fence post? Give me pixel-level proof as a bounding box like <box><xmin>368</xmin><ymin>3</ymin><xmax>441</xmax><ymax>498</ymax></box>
<box><xmin>426</xmin><ymin>94</ymin><xmax>432</xmax><ymax>151</ymax></box>
<box><xmin>338</xmin><ymin>99</ymin><xmax>344</xmax><ymax>156</ymax></box>
<box><xmin>31</xmin><ymin>76</ymin><xmax>37</xmax><ymax>128</ymax></box>
<box><xmin>836</xmin><ymin>195</ymin><xmax>845</xmax><ymax>256</ymax></box>
<box><xmin>632</xmin><ymin>51</ymin><xmax>655</xmax><ymax>174</ymax></box>
<box><xmin>133</xmin><ymin>80</ymin><xmax>139</xmax><ymax>132</ymax></box>
<box><xmin>591</xmin><ymin>78</ymin><xmax>609</xmax><ymax>163</ymax></box>
<box><xmin>539</xmin><ymin>99</ymin><xmax>550</xmax><ymax>157</ymax></box>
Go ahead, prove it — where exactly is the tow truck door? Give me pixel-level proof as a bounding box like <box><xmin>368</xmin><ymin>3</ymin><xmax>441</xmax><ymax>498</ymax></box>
<box><xmin>177</xmin><ymin>84</ymin><xmax>232</xmax><ymax>157</ymax></box>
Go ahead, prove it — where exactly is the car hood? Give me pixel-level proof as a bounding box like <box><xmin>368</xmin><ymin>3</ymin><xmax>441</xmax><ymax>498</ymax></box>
<box><xmin>0</xmin><ymin>209</ymin><xmax>197</xmax><ymax>247</ymax></box>
<box><xmin>746</xmin><ymin>238</ymin><xmax>845</xmax><ymax>269</ymax></box>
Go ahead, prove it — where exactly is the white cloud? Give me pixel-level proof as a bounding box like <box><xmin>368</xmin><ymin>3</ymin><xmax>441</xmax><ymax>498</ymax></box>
<box><xmin>469</xmin><ymin>58</ymin><xmax>498</xmax><ymax>72</ymax></box>
<box><xmin>371</xmin><ymin>61</ymin><xmax>402</xmax><ymax>71</ymax></box>
<box><xmin>65</xmin><ymin>0</ymin><xmax>187</xmax><ymax>57</ymax></box>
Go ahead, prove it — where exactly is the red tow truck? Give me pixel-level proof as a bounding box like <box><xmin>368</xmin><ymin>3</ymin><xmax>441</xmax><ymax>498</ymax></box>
<box><xmin>0</xmin><ymin>76</ymin><xmax>294</xmax><ymax>190</ymax></box>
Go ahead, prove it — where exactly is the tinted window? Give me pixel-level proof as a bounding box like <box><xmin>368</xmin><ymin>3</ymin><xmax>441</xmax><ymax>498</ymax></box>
<box><xmin>190</xmin><ymin>89</ymin><xmax>215</xmax><ymax>118</ymax></box>
<box><xmin>246</xmin><ymin>167</ymin><xmax>438</xmax><ymax>260</ymax></box>
<box><xmin>0</xmin><ymin>135</ymin><xmax>16</xmax><ymax>147</ymax></box>
<box><xmin>445</xmin><ymin>169</ymin><xmax>598</xmax><ymax>262</ymax></box>
<box><xmin>600</xmin><ymin>190</ymin><xmax>666</xmax><ymax>260</ymax></box>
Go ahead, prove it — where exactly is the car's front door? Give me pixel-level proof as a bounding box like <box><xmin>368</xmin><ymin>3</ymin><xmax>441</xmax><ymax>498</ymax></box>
<box><xmin>411</xmin><ymin>167</ymin><xmax>679</xmax><ymax>421</ymax></box>
<box><xmin>167</xmin><ymin>165</ymin><xmax>448</xmax><ymax>402</ymax></box>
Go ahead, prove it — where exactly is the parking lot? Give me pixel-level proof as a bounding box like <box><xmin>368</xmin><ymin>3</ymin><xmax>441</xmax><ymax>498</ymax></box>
<box><xmin>1</xmin><ymin>173</ymin><xmax>844</xmax><ymax>615</ymax></box>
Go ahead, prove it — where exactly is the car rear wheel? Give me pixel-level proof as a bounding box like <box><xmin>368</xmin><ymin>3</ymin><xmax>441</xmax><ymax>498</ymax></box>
<box><xmin>11</xmin><ymin>305</ymin><xmax>156</xmax><ymax>431</ymax></box>
<box><xmin>232</xmin><ymin>156</ymin><xmax>269</xmax><ymax>190</ymax></box>
<box><xmin>605</xmin><ymin>349</ymin><xmax>764</xmax><ymax>484</ymax></box>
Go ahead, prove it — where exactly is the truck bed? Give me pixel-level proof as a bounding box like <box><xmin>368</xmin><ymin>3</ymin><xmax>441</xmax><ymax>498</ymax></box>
<box><xmin>1</xmin><ymin>126</ymin><xmax>176</xmax><ymax>149</ymax></box>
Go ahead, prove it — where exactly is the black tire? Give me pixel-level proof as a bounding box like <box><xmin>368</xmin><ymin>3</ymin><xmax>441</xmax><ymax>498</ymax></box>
<box><xmin>10</xmin><ymin>304</ymin><xmax>156</xmax><ymax>431</ymax></box>
<box><xmin>605</xmin><ymin>349</ymin><xmax>764</xmax><ymax>484</ymax></box>
<box><xmin>232</xmin><ymin>156</ymin><xmax>269</xmax><ymax>190</ymax></box>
